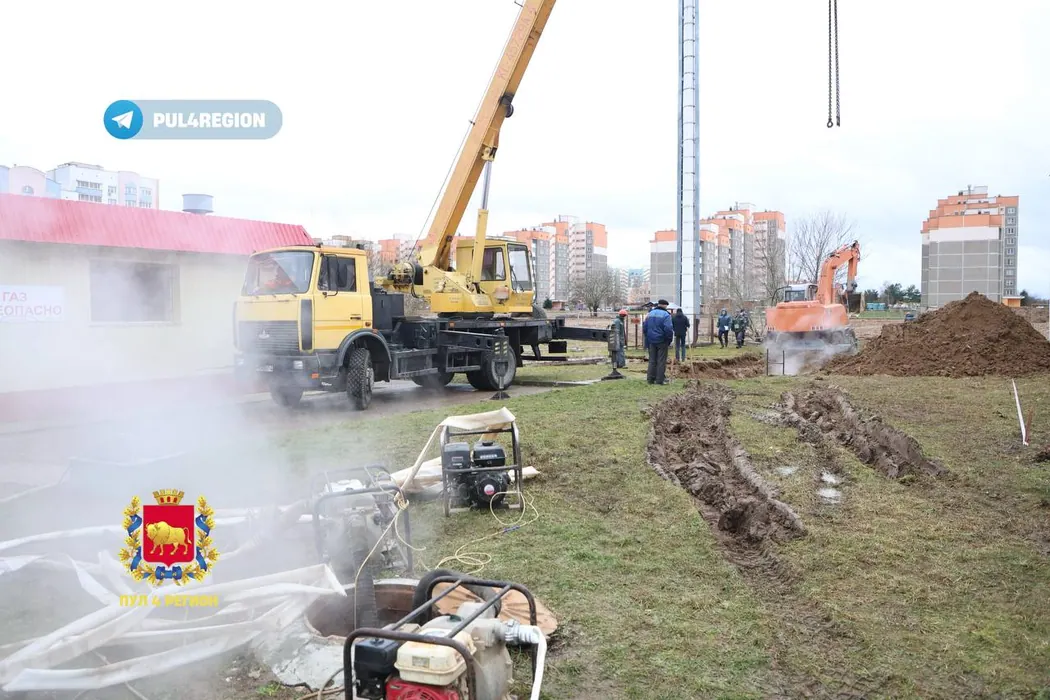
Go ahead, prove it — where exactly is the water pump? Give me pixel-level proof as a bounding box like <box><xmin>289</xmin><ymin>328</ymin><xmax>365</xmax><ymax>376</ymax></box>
<box><xmin>346</xmin><ymin>571</ymin><xmax>547</xmax><ymax>700</ymax></box>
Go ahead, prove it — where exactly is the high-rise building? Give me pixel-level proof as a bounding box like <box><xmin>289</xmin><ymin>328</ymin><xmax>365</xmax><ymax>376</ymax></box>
<box><xmin>507</xmin><ymin>227</ymin><xmax>556</xmax><ymax>303</ymax></box>
<box><xmin>649</xmin><ymin>229</ymin><xmax>679</xmax><ymax>303</ymax></box>
<box><xmin>1</xmin><ymin>162</ymin><xmax>159</xmax><ymax>208</ymax></box>
<box><xmin>921</xmin><ymin>186</ymin><xmax>1018</xmax><ymax>308</ymax></box>
<box><xmin>753</xmin><ymin>211</ymin><xmax>788</xmax><ymax>302</ymax></box>
<box><xmin>565</xmin><ymin>220</ymin><xmax>608</xmax><ymax>284</ymax></box>
<box><xmin>651</xmin><ymin>202</ymin><xmax>785</xmax><ymax>311</ymax></box>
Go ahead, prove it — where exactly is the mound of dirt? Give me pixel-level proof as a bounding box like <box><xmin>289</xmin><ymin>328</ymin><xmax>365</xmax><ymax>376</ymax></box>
<box><xmin>778</xmin><ymin>385</ymin><xmax>946</xmax><ymax>479</ymax></box>
<box><xmin>827</xmin><ymin>292</ymin><xmax>1050</xmax><ymax>377</ymax></box>
<box><xmin>646</xmin><ymin>383</ymin><xmax>806</xmax><ymax>581</ymax></box>
<box><xmin>671</xmin><ymin>353</ymin><xmax>764</xmax><ymax>379</ymax></box>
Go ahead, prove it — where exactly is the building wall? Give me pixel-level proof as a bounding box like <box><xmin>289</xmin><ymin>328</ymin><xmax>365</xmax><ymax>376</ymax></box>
<box><xmin>0</xmin><ymin>241</ymin><xmax>246</xmax><ymax>393</ymax></box>
<box><xmin>920</xmin><ymin>186</ymin><xmax>1017</xmax><ymax>308</ymax></box>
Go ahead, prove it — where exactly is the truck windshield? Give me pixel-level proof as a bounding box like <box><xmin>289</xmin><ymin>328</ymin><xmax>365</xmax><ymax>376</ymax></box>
<box><xmin>242</xmin><ymin>251</ymin><xmax>314</xmax><ymax>296</ymax></box>
<box><xmin>508</xmin><ymin>245</ymin><xmax>533</xmax><ymax>291</ymax></box>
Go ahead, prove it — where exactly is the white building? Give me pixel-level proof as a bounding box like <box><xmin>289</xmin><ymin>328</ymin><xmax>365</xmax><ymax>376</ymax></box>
<box><xmin>0</xmin><ymin>192</ymin><xmax>312</xmax><ymax>423</ymax></box>
<box><xmin>47</xmin><ymin>162</ymin><xmax>159</xmax><ymax>209</ymax></box>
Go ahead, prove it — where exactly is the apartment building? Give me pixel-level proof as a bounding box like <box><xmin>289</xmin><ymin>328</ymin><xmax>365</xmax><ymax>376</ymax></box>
<box><xmin>651</xmin><ymin>201</ymin><xmax>786</xmax><ymax>311</ymax></box>
<box><xmin>1</xmin><ymin>162</ymin><xmax>159</xmax><ymax>209</ymax></box>
<box><xmin>753</xmin><ymin>211</ymin><xmax>787</xmax><ymax>301</ymax></box>
<box><xmin>649</xmin><ymin>229</ymin><xmax>679</xmax><ymax>303</ymax></box>
<box><xmin>507</xmin><ymin>227</ymin><xmax>556</xmax><ymax>303</ymax></box>
<box><xmin>559</xmin><ymin>218</ymin><xmax>608</xmax><ymax>285</ymax></box>
<box><xmin>920</xmin><ymin>185</ymin><xmax>1018</xmax><ymax>308</ymax></box>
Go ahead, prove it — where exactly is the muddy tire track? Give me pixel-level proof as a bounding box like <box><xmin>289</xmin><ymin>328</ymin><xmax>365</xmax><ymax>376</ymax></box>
<box><xmin>646</xmin><ymin>382</ymin><xmax>892</xmax><ymax>698</ymax></box>
<box><xmin>647</xmin><ymin>382</ymin><xmax>806</xmax><ymax>583</ymax></box>
<box><xmin>777</xmin><ymin>384</ymin><xmax>947</xmax><ymax>479</ymax></box>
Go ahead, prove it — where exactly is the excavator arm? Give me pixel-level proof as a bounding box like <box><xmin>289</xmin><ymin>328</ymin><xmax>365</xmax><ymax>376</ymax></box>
<box><xmin>417</xmin><ymin>0</ymin><xmax>556</xmax><ymax>276</ymax></box>
<box><xmin>815</xmin><ymin>241</ymin><xmax>860</xmax><ymax>305</ymax></box>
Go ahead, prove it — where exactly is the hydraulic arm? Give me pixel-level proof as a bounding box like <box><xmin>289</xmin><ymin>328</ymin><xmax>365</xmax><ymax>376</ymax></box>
<box><xmin>383</xmin><ymin>0</ymin><xmax>557</xmax><ymax>316</ymax></box>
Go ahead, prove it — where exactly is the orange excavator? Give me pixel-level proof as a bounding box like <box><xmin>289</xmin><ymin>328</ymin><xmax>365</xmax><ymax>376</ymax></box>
<box><xmin>765</xmin><ymin>240</ymin><xmax>861</xmax><ymax>353</ymax></box>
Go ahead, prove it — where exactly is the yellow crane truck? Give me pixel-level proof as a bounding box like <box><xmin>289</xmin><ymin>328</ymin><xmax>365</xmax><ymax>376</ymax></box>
<box><xmin>234</xmin><ymin>0</ymin><xmax>607</xmax><ymax>410</ymax></box>
<box><xmin>233</xmin><ymin>242</ymin><xmax>604</xmax><ymax>409</ymax></box>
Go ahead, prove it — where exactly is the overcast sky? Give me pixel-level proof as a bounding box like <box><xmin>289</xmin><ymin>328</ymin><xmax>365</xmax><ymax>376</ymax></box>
<box><xmin>1</xmin><ymin>0</ymin><xmax>1047</xmax><ymax>294</ymax></box>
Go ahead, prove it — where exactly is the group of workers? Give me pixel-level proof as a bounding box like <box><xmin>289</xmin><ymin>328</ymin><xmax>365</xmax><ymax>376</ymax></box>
<box><xmin>609</xmin><ymin>302</ymin><xmax>751</xmax><ymax>384</ymax></box>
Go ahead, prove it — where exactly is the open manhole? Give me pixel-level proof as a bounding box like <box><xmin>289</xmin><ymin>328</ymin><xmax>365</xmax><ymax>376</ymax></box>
<box><xmin>304</xmin><ymin>580</ymin><xmax>418</xmax><ymax>638</ymax></box>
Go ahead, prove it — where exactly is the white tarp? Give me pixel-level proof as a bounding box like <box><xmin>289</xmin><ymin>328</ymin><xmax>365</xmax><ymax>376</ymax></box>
<box><xmin>0</xmin><ymin>407</ymin><xmax>532</xmax><ymax>692</ymax></box>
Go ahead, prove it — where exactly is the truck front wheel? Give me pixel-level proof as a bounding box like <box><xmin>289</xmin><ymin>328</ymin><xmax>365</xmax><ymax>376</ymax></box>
<box><xmin>346</xmin><ymin>347</ymin><xmax>374</xmax><ymax>410</ymax></box>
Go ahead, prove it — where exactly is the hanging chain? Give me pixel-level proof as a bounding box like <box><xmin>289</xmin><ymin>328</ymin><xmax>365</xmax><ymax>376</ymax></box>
<box><xmin>827</xmin><ymin>0</ymin><xmax>834</xmax><ymax>128</ymax></box>
<box><xmin>833</xmin><ymin>0</ymin><xmax>840</xmax><ymax>127</ymax></box>
<box><xmin>827</xmin><ymin>0</ymin><xmax>841</xmax><ymax>128</ymax></box>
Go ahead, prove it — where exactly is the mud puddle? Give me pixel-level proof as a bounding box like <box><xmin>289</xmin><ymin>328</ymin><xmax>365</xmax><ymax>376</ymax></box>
<box><xmin>777</xmin><ymin>385</ymin><xmax>946</xmax><ymax>479</ymax></box>
<box><xmin>647</xmin><ymin>383</ymin><xmax>806</xmax><ymax>582</ymax></box>
<box><xmin>670</xmin><ymin>353</ymin><xmax>764</xmax><ymax>380</ymax></box>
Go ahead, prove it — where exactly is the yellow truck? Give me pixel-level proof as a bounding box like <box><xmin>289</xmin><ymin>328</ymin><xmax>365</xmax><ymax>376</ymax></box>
<box><xmin>233</xmin><ymin>242</ymin><xmax>603</xmax><ymax>409</ymax></box>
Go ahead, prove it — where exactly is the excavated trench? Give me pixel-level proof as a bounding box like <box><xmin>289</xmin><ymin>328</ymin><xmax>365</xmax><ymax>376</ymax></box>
<box><xmin>670</xmin><ymin>353</ymin><xmax>765</xmax><ymax>380</ymax></box>
<box><xmin>777</xmin><ymin>385</ymin><xmax>947</xmax><ymax>479</ymax></box>
<box><xmin>646</xmin><ymin>383</ymin><xmax>806</xmax><ymax>583</ymax></box>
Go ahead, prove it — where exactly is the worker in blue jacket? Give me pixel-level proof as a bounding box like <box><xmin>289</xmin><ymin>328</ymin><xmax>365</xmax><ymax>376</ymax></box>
<box><xmin>642</xmin><ymin>299</ymin><xmax>674</xmax><ymax>385</ymax></box>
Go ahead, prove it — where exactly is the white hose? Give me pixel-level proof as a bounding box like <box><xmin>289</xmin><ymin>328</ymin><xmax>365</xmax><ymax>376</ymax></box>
<box><xmin>510</xmin><ymin>624</ymin><xmax>546</xmax><ymax>700</ymax></box>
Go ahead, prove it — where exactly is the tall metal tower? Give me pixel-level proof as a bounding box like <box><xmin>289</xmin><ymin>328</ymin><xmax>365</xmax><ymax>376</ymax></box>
<box><xmin>676</xmin><ymin>0</ymin><xmax>700</xmax><ymax>318</ymax></box>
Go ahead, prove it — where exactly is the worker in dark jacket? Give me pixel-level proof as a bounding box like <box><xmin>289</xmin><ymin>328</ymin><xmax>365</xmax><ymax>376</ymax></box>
<box><xmin>642</xmin><ymin>299</ymin><xmax>674</xmax><ymax>384</ymax></box>
<box><xmin>672</xmin><ymin>308</ymin><xmax>690</xmax><ymax>362</ymax></box>
<box><xmin>612</xmin><ymin>309</ymin><xmax>628</xmax><ymax>368</ymax></box>
<box><xmin>731</xmin><ymin>310</ymin><xmax>747</xmax><ymax>348</ymax></box>
<box><xmin>717</xmin><ymin>308</ymin><xmax>732</xmax><ymax>348</ymax></box>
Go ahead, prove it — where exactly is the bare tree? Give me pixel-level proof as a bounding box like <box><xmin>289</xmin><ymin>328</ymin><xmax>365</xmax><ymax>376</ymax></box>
<box><xmin>788</xmin><ymin>210</ymin><xmax>858</xmax><ymax>285</ymax></box>
<box><xmin>571</xmin><ymin>270</ymin><xmax>614</xmax><ymax>314</ymax></box>
<box><xmin>367</xmin><ymin>248</ymin><xmax>392</xmax><ymax>281</ymax></box>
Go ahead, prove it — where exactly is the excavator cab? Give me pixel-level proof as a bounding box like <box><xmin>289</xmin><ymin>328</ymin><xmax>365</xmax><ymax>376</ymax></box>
<box><xmin>454</xmin><ymin>239</ymin><xmax>535</xmax><ymax>315</ymax></box>
<box><xmin>780</xmin><ymin>284</ymin><xmax>817</xmax><ymax>303</ymax></box>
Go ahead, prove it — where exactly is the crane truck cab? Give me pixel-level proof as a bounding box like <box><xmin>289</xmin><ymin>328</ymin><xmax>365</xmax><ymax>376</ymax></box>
<box><xmin>234</xmin><ymin>245</ymin><xmax>385</xmax><ymax>408</ymax></box>
<box><xmin>453</xmin><ymin>238</ymin><xmax>538</xmax><ymax>316</ymax></box>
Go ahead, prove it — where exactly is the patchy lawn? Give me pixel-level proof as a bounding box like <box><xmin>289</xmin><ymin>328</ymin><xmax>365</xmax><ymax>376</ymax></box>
<box><xmin>274</xmin><ymin>369</ymin><xmax>1050</xmax><ymax>698</ymax></box>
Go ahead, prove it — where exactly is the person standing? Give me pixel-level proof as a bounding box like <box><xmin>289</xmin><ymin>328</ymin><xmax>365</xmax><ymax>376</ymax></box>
<box><xmin>717</xmin><ymin>308</ymin><xmax>732</xmax><ymax>348</ymax></box>
<box><xmin>731</xmin><ymin>310</ymin><xmax>747</xmax><ymax>348</ymax></box>
<box><xmin>612</xmin><ymin>308</ymin><xmax>628</xmax><ymax>368</ymax></box>
<box><xmin>642</xmin><ymin>299</ymin><xmax>674</xmax><ymax>384</ymax></box>
<box><xmin>672</xmin><ymin>308</ymin><xmax>690</xmax><ymax>362</ymax></box>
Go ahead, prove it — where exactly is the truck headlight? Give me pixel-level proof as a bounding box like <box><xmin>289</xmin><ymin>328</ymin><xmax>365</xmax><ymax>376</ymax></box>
<box><xmin>293</xmin><ymin>360</ymin><xmax>304</xmax><ymax>370</ymax></box>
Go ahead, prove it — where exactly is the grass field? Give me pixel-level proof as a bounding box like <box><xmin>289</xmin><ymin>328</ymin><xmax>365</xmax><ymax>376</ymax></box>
<box><xmin>268</xmin><ymin>348</ymin><xmax>1050</xmax><ymax>699</ymax></box>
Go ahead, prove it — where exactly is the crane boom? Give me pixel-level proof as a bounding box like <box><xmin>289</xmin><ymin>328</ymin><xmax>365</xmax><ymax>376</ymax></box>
<box><xmin>418</xmin><ymin>0</ymin><xmax>557</xmax><ymax>272</ymax></box>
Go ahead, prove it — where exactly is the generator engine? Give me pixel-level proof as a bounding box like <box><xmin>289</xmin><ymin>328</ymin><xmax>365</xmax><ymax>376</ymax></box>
<box><xmin>442</xmin><ymin>439</ymin><xmax>511</xmax><ymax>510</ymax></box>
<box><xmin>352</xmin><ymin>603</ymin><xmax>544</xmax><ymax>700</ymax></box>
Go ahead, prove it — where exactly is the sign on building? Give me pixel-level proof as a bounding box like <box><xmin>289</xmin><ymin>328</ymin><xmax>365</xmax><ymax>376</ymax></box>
<box><xmin>0</xmin><ymin>286</ymin><xmax>65</xmax><ymax>323</ymax></box>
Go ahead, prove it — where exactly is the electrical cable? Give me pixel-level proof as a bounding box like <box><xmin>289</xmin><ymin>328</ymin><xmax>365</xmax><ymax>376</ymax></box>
<box><xmin>430</xmin><ymin>490</ymin><xmax>540</xmax><ymax>576</ymax></box>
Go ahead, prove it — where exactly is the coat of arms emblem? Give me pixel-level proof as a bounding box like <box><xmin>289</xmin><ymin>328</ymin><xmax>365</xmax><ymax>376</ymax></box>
<box><xmin>119</xmin><ymin>489</ymin><xmax>220</xmax><ymax>586</ymax></box>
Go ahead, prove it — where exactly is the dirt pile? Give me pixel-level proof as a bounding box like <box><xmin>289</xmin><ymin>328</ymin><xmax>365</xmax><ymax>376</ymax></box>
<box><xmin>828</xmin><ymin>292</ymin><xmax>1050</xmax><ymax>377</ymax></box>
<box><xmin>671</xmin><ymin>353</ymin><xmax>764</xmax><ymax>379</ymax></box>
<box><xmin>646</xmin><ymin>383</ymin><xmax>806</xmax><ymax>580</ymax></box>
<box><xmin>778</xmin><ymin>385</ymin><xmax>946</xmax><ymax>479</ymax></box>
